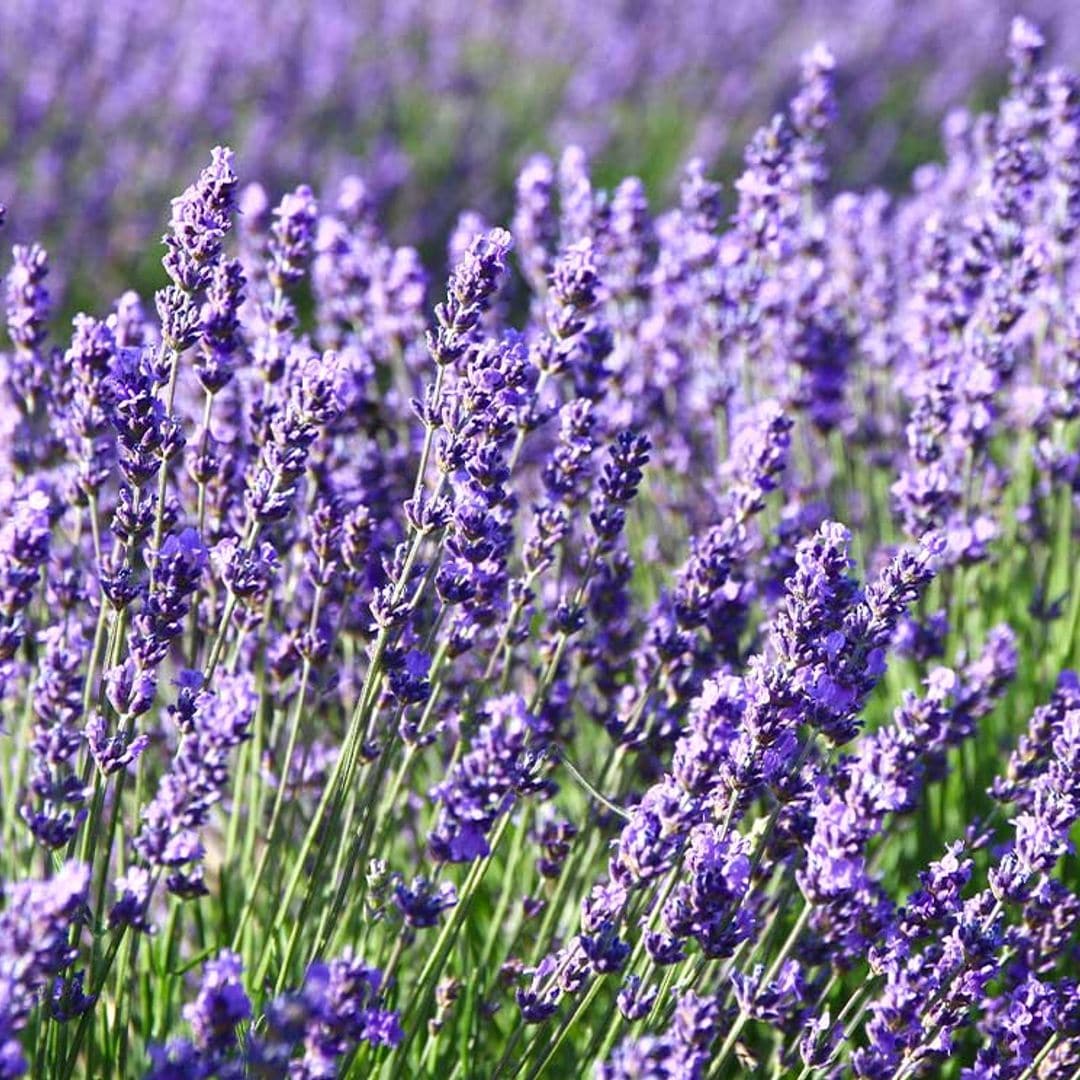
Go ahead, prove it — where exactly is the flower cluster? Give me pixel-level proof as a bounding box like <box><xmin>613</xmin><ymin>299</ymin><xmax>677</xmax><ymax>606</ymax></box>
<box><xmin>0</xmin><ymin>18</ymin><xmax>1079</xmax><ymax>1080</ymax></box>
<box><xmin>145</xmin><ymin>949</ymin><xmax>400</xmax><ymax>1078</ymax></box>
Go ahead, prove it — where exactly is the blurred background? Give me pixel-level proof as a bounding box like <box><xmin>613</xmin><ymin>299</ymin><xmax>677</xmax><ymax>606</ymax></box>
<box><xmin>1</xmin><ymin>0</ymin><xmax>1078</xmax><ymax>305</ymax></box>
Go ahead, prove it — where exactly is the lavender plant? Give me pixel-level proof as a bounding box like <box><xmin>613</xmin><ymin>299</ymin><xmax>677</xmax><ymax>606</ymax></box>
<box><xmin>0</xmin><ymin>15</ymin><xmax>1079</xmax><ymax>1080</ymax></box>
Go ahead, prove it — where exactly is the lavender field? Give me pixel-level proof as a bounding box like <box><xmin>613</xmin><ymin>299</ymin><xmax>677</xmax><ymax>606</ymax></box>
<box><xmin>2</xmin><ymin>4</ymin><xmax>1080</xmax><ymax>1078</ymax></box>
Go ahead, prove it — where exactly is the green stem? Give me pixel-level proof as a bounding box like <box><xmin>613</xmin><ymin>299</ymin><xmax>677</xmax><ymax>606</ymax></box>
<box><xmin>391</xmin><ymin>814</ymin><xmax>514</xmax><ymax>1070</ymax></box>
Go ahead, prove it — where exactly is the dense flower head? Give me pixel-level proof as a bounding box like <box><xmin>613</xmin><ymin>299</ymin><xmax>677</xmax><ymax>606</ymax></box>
<box><xmin>0</xmin><ymin>487</ymin><xmax>52</xmax><ymax>670</ymax></box>
<box><xmin>4</xmin><ymin>243</ymin><xmax>53</xmax><ymax>404</ymax></box>
<box><xmin>993</xmin><ymin>670</ymin><xmax>1080</xmax><ymax>807</ymax></box>
<box><xmin>162</xmin><ymin>147</ymin><xmax>238</xmax><ymax>292</ymax></box>
<box><xmin>269</xmin><ymin>185</ymin><xmax>319</xmax><ymax>289</ymax></box>
<box><xmin>393</xmin><ymin>876</ymin><xmax>458</xmax><ymax>929</ymax></box>
<box><xmin>663</xmin><ymin>824</ymin><xmax>753</xmax><ymax>959</ymax></box>
<box><xmin>429</xmin><ymin>694</ymin><xmax>545</xmax><ymax>863</ymax></box>
<box><xmin>21</xmin><ymin>625</ymin><xmax>88</xmax><ymax>849</ymax></box>
<box><xmin>612</xmin><ymin>779</ymin><xmax>697</xmax><ymax>887</ymax></box>
<box><xmin>599</xmin><ymin>990</ymin><xmax>723</xmax><ymax>1079</ymax></box>
<box><xmin>147</xmin><ymin>944</ymin><xmax>402</xmax><ymax>1078</ymax></box>
<box><xmin>106</xmin><ymin>346</ymin><xmax>184</xmax><ymax>488</ymax></box>
<box><xmin>0</xmin><ymin>861</ymin><xmax>89</xmax><ymax>1063</ymax></box>
<box><xmin>195</xmin><ymin>258</ymin><xmax>246</xmax><ymax>393</ymax></box>
<box><xmin>725</xmin><ymin>401</ymin><xmax>794</xmax><ymax>520</ymax></box>
<box><xmin>549</xmin><ymin>240</ymin><xmax>601</xmax><ymax>325</ymax></box>
<box><xmin>299</xmin><ymin>951</ymin><xmax>402</xmax><ymax>1072</ymax></box>
<box><xmin>589</xmin><ymin>429</ymin><xmax>651</xmax><ymax>552</ymax></box>
<box><xmin>130</xmin><ymin>528</ymin><xmax>209</xmax><ymax>666</ymax></box>
<box><xmin>131</xmin><ymin>674</ymin><xmax>256</xmax><ymax>898</ymax></box>
<box><xmin>184</xmin><ymin>951</ymin><xmax>251</xmax><ymax>1056</ymax></box>
<box><xmin>513</xmin><ymin>155</ymin><xmax>557</xmax><ymax>293</ymax></box>
<box><xmin>616</xmin><ymin>974</ymin><xmax>657</xmax><ymax>1022</ymax></box>
<box><xmin>244</xmin><ymin>349</ymin><xmax>343</xmax><ymax>522</ymax></box>
<box><xmin>541</xmin><ymin>398</ymin><xmax>598</xmax><ymax>507</ymax></box>
<box><xmin>427</xmin><ymin>228</ymin><xmax>512</xmax><ymax>368</ymax></box>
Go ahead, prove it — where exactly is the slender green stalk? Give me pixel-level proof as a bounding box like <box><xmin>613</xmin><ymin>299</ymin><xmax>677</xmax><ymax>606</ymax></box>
<box><xmin>710</xmin><ymin>903</ymin><xmax>812</xmax><ymax>1077</ymax></box>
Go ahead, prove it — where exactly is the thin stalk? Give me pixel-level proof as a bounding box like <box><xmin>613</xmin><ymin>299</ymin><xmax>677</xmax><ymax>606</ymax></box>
<box><xmin>521</xmin><ymin>976</ymin><xmax>605</xmax><ymax>1080</ymax></box>
<box><xmin>709</xmin><ymin>902</ymin><xmax>812</xmax><ymax>1077</ymax></box>
<box><xmin>392</xmin><ymin>814</ymin><xmax>514</xmax><ymax>1069</ymax></box>
<box><xmin>229</xmin><ymin>586</ymin><xmax>323</xmax><ymax>948</ymax></box>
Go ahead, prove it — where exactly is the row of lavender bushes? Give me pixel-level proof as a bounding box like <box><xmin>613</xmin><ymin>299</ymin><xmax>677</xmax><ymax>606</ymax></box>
<box><xmin>4</xmin><ymin>0</ymin><xmax>1080</xmax><ymax>302</ymax></box>
<box><xmin>1</xmin><ymin>15</ymin><xmax>1080</xmax><ymax>1079</ymax></box>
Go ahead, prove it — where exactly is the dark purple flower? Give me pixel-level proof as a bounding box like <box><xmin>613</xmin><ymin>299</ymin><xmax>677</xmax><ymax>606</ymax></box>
<box><xmin>600</xmin><ymin>990</ymin><xmax>722</xmax><ymax>1080</ymax></box>
<box><xmin>144</xmin><ymin>1039</ymin><xmax>211</xmax><ymax>1080</ymax></box>
<box><xmin>588</xmin><ymin>430</ymin><xmax>651</xmax><ymax>554</ymax></box>
<box><xmin>298</xmin><ymin>950</ymin><xmax>402</xmax><ymax>1075</ymax></box>
<box><xmin>616</xmin><ymin>975</ymin><xmax>658</xmax><ymax>1022</ymax></box>
<box><xmin>392</xmin><ymin>877</ymin><xmax>457</xmax><ymax>929</ymax></box>
<box><xmin>429</xmin><ymin>694</ymin><xmax>543</xmax><ymax>863</ymax></box>
<box><xmin>106</xmin><ymin>346</ymin><xmax>184</xmax><ymax>489</ymax></box>
<box><xmin>183</xmin><ymin>951</ymin><xmax>251</xmax><ymax>1056</ymax></box>
<box><xmin>108</xmin><ymin>866</ymin><xmax>155</xmax><ymax>934</ymax></box>
<box><xmin>195</xmin><ymin>258</ymin><xmax>246</xmax><ymax>394</ymax></box>
<box><xmin>0</xmin><ymin>488</ymin><xmax>52</xmax><ymax>681</ymax></box>
<box><xmin>663</xmin><ymin>823</ymin><xmax>753</xmax><ymax>960</ymax></box>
